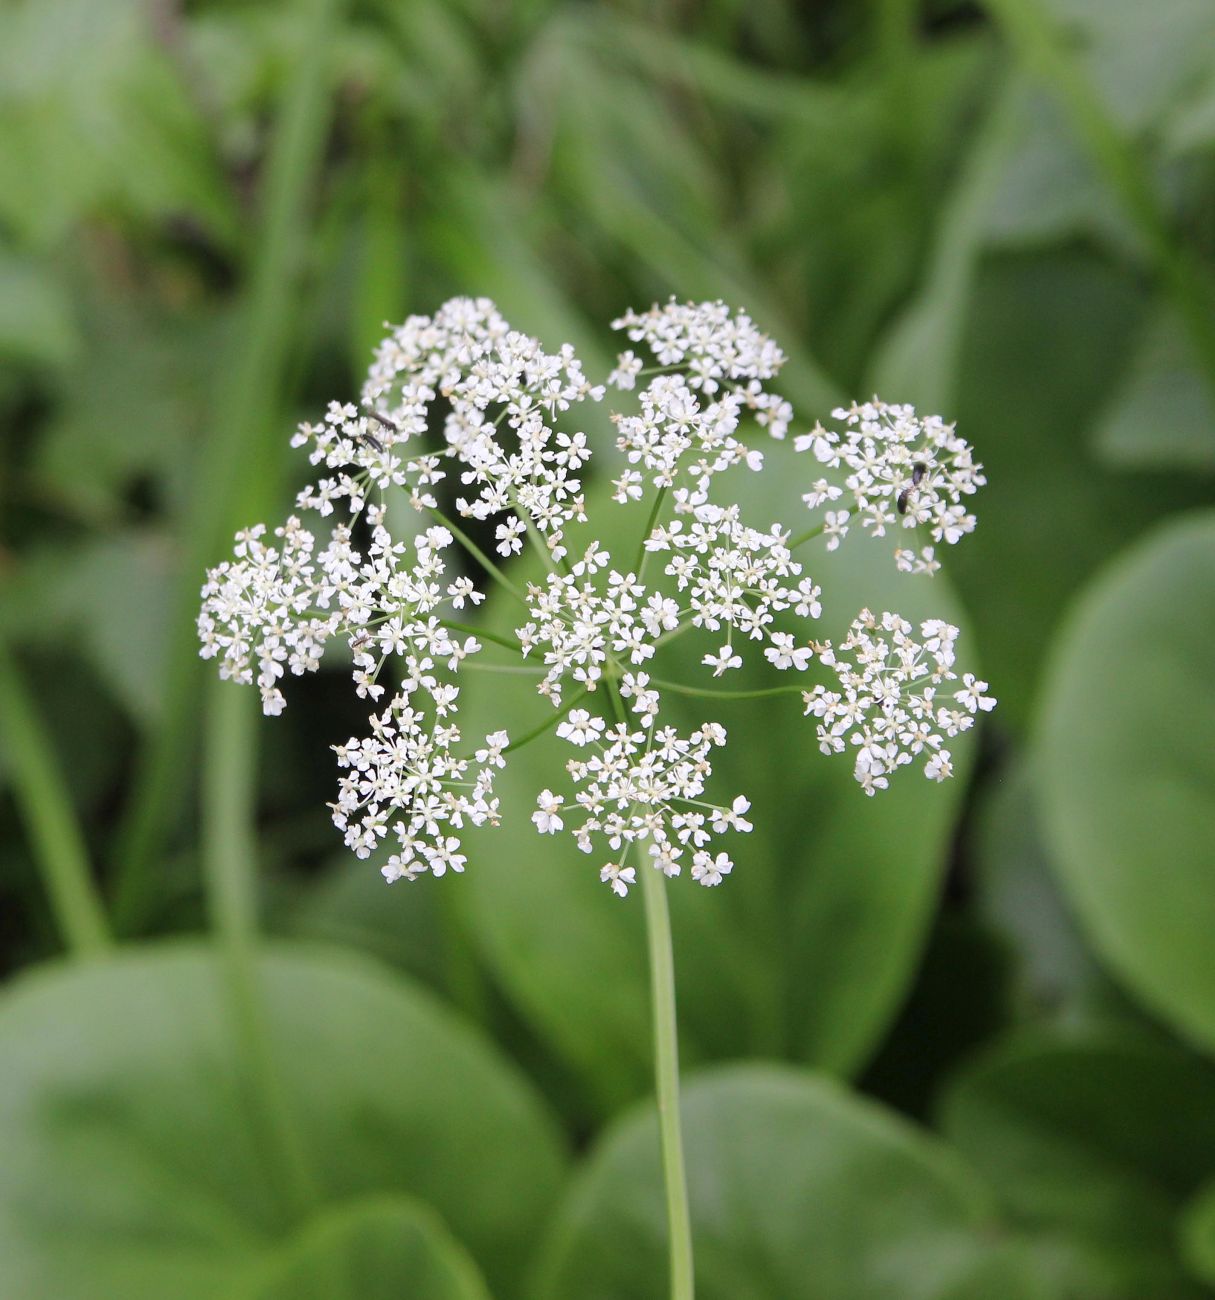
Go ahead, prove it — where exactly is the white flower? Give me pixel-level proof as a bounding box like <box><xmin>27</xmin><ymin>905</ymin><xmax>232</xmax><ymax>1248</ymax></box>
<box><xmin>691</xmin><ymin>851</ymin><xmax>733</xmax><ymax>887</ymax></box>
<box><xmin>703</xmin><ymin>646</ymin><xmax>742</xmax><ymax>676</ymax></box>
<box><xmin>532</xmin><ymin>789</ymin><xmax>565</xmax><ymax>834</ymax></box>
<box><xmin>954</xmin><ymin>673</ymin><xmax>996</xmax><ymax>713</ymax></box>
<box><xmin>600</xmin><ymin>862</ymin><xmax>638</xmax><ymax>898</ymax></box>
<box><xmin>495</xmin><ymin>518</ymin><xmax>526</xmax><ymax>557</ymax></box>
<box><xmin>763</xmin><ymin>632</ymin><xmax>812</xmax><ymax>672</ymax></box>
<box><xmin>556</xmin><ymin>709</ymin><xmax>606</xmax><ymax>747</ymax></box>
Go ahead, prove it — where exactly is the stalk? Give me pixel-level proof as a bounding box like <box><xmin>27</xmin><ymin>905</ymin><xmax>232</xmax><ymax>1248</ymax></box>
<box><xmin>0</xmin><ymin>640</ymin><xmax>112</xmax><ymax>959</ymax></box>
<box><xmin>606</xmin><ymin>681</ymin><xmax>695</xmax><ymax>1298</ymax></box>
<box><xmin>641</xmin><ymin>861</ymin><xmax>696</xmax><ymax>1299</ymax></box>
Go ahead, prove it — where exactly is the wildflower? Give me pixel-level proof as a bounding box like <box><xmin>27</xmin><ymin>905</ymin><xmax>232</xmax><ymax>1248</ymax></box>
<box><xmin>200</xmin><ymin>295</ymin><xmax>995</xmax><ymax>895</ymax></box>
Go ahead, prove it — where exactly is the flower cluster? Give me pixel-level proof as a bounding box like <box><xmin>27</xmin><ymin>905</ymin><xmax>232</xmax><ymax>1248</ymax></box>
<box><xmin>534</xmin><ymin>706</ymin><xmax>752</xmax><ymax>897</ymax></box>
<box><xmin>199</xmin><ymin>295</ymin><xmax>995</xmax><ymax>896</ymax></box>
<box><xmin>332</xmin><ymin>683</ymin><xmax>507</xmax><ymax>877</ymax></box>
<box><xmin>609</xmin><ymin>300</ymin><xmax>793</xmax><ymax>509</ymax></box>
<box><xmin>795</xmin><ymin>398</ymin><xmax>985</xmax><ymax>575</ymax></box>
<box><xmin>804</xmin><ymin>609</ymin><xmax>995</xmax><ymax>795</ymax></box>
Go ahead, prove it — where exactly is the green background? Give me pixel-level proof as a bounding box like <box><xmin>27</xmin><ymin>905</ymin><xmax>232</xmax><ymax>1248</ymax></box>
<box><xmin>1</xmin><ymin>0</ymin><xmax>1213</xmax><ymax>1295</ymax></box>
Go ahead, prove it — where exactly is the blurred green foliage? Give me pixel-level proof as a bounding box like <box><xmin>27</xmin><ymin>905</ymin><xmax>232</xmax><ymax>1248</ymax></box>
<box><xmin>0</xmin><ymin>0</ymin><xmax>1213</xmax><ymax>1295</ymax></box>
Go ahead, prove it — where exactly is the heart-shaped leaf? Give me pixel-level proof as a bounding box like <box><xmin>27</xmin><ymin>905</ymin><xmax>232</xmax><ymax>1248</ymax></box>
<box><xmin>533</xmin><ymin>1064</ymin><xmax>1020</xmax><ymax>1299</ymax></box>
<box><xmin>1033</xmin><ymin>512</ymin><xmax>1215</xmax><ymax>1051</ymax></box>
<box><xmin>0</xmin><ymin>941</ymin><xmax>566</xmax><ymax>1299</ymax></box>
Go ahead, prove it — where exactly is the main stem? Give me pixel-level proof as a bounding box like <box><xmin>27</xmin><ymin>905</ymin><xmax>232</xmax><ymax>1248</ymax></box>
<box><xmin>641</xmin><ymin>853</ymin><xmax>695</xmax><ymax>1299</ymax></box>
<box><xmin>604</xmin><ymin>679</ymin><xmax>694</xmax><ymax>1296</ymax></box>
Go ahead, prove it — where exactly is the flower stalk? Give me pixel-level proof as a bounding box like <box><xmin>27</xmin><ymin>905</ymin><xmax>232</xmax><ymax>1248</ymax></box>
<box><xmin>642</xmin><ymin>854</ymin><xmax>696</xmax><ymax>1300</ymax></box>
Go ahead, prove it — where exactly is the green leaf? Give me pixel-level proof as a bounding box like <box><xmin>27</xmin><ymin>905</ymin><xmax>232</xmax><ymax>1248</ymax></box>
<box><xmin>979</xmin><ymin>84</ymin><xmax>1141</xmax><ymax>259</ymax></box>
<box><xmin>534</xmin><ymin>1064</ymin><xmax>1011</xmax><ymax>1299</ymax></box>
<box><xmin>0</xmin><ymin>941</ymin><xmax>566</xmax><ymax>1299</ymax></box>
<box><xmin>947</xmin><ymin>249</ymin><xmax>1209</xmax><ymax>730</ymax></box>
<box><xmin>1033</xmin><ymin>512</ymin><xmax>1215</xmax><ymax>1050</ymax></box>
<box><xmin>235</xmin><ymin>1196</ymin><xmax>491</xmax><ymax>1300</ymax></box>
<box><xmin>0</xmin><ymin>252</ymin><xmax>79</xmax><ymax>371</ymax></box>
<box><xmin>453</xmin><ymin>442</ymin><xmax>975</xmax><ymax>1113</ymax></box>
<box><xmin>1091</xmin><ymin>303</ymin><xmax>1215</xmax><ymax>472</ymax></box>
<box><xmin>56</xmin><ymin>532</ymin><xmax>174</xmax><ymax>726</ymax></box>
<box><xmin>1039</xmin><ymin>0</ymin><xmax>1215</xmax><ymax>134</ymax></box>
<box><xmin>940</xmin><ymin>1029</ymin><xmax>1215</xmax><ymax>1296</ymax></box>
<box><xmin>31</xmin><ymin>300</ymin><xmax>224</xmax><ymax>526</ymax></box>
<box><xmin>279</xmin><ymin>848</ymin><xmax>448</xmax><ymax>990</ymax></box>
<box><xmin>970</xmin><ymin>758</ymin><xmax>1100</xmax><ymax>1018</ymax></box>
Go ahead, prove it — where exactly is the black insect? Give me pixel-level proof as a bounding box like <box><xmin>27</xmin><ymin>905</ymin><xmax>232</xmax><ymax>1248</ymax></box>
<box><xmin>357</xmin><ymin>405</ymin><xmax>401</xmax><ymax>453</ymax></box>
<box><xmin>897</xmin><ymin>461</ymin><xmax>928</xmax><ymax>515</ymax></box>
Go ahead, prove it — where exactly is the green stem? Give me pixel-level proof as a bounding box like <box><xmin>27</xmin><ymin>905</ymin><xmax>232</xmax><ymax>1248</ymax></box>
<box><xmin>641</xmin><ymin>858</ymin><xmax>696</xmax><ymax>1300</ymax></box>
<box><xmin>109</xmin><ymin>0</ymin><xmax>345</xmax><ymax>932</ymax></box>
<box><xmin>441</xmin><ymin>619</ymin><xmax>522</xmax><ymax>653</ymax></box>
<box><xmin>454</xmin><ymin>686</ymin><xmax>589</xmax><ymax>765</ymax></box>
<box><xmin>502</xmin><ymin>687</ymin><xmax>590</xmax><ymax>757</ymax></box>
<box><xmin>649</xmin><ymin>676</ymin><xmax>808</xmax><ymax>701</ymax></box>
<box><xmin>786</xmin><ymin>521</ymin><xmax>826</xmax><ymax>550</ymax></box>
<box><xmin>202</xmin><ymin>681</ymin><xmax>318</xmax><ymax>1219</ymax></box>
<box><xmin>428</xmin><ymin>506</ymin><xmax>526</xmax><ymax>603</ymax></box>
<box><xmin>0</xmin><ymin>640</ymin><xmax>112</xmax><ymax>959</ymax></box>
<box><xmin>635</xmin><ymin>485</ymin><xmax>670</xmax><ymax>579</ymax></box>
<box><xmin>605</xmin><ymin>681</ymin><xmax>695</xmax><ymax>1298</ymax></box>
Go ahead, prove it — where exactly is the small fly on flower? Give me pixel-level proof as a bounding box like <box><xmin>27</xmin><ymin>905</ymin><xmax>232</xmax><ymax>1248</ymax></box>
<box><xmin>896</xmin><ymin>461</ymin><xmax>928</xmax><ymax>515</ymax></box>
<box><xmin>358</xmin><ymin>405</ymin><xmax>403</xmax><ymax>453</ymax></box>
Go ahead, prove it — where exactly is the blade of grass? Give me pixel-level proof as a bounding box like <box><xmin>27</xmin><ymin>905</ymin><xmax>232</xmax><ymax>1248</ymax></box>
<box><xmin>110</xmin><ymin>0</ymin><xmax>346</xmax><ymax>932</ymax></box>
<box><xmin>0</xmin><ymin>639</ymin><xmax>112</xmax><ymax>959</ymax></box>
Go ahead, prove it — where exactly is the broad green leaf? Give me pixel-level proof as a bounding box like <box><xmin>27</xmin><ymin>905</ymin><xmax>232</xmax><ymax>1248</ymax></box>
<box><xmin>948</xmin><ymin>249</ymin><xmax>1209</xmax><ymax>730</ymax></box>
<box><xmin>533</xmin><ymin>1064</ymin><xmax>1011</xmax><ymax>1299</ymax></box>
<box><xmin>970</xmin><ymin>759</ymin><xmax>1099</xmax><ymax>1018</ymax></box>
<box><xmin>1040</xmin><ymin>0</ymin><xmax>1215</xmax><ymax>134</ymax></box>
<box><xmin>979</xmin><ymin>85</ymin><xmax>1141</xmax><ymax>260</ymax></box>
<box><xmin>869</xmin><ymin>77</ymin><xmax>1024</xmax><ymax>413</ymax></box>
<box><xmin>0</xmin><ymin>941</ymin><xmax>566</xmax><ymax>1299</ymax></box>
<box><xmin>235</xmin><ymin>1196</ymin><xmax>490</xmax><ymax>1300</ymax></box>
<box><xmin>453</xmin><ymin>440</ymin><xmax>975</xmax><ymax>1114</ymax></box>
<box><xmin>1166</xmin><ymin>59</ymin><xmax>1215</xmax><ymax>156</ymax></box>
<box><xmin>1091</xmin><ymin>303</ymin><xmax>1215</xmax><ymax>472</ymax></box>
<box><xmin>280</xmin><ymin>847</ymin><xmax>448</xmax><ymax>991</ymax></box>
<box><xmin>1033</xmin><ymin>512</ymin><xmax>1215</xmax><ymax>1050</ymax></box>
<box><xmin>941</xmin><ymin>1029</ymin><xmax>1215</xmax><ymax>1296</ymax></box>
